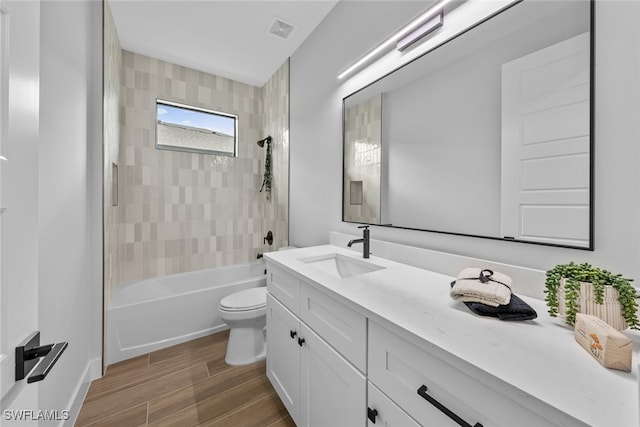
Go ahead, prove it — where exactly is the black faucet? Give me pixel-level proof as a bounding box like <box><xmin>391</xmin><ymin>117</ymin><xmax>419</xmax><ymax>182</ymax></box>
<box><xmin>347</xmin><ymin>225</ymin><xmax>370</xmax><ymax>259</ymax></box>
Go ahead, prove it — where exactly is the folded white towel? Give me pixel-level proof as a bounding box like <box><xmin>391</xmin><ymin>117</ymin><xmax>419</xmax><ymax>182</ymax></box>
<box><xmin>450</xmin><ymin>268</ymin><xmax>512</xmax><ymax>307</ymax></box>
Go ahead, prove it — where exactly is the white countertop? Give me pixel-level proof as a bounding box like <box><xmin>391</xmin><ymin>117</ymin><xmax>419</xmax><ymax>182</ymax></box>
<box><xmin>265</xmin><ymin>244</ymin><xmax>640</xmax><ymax>427</ymax></box>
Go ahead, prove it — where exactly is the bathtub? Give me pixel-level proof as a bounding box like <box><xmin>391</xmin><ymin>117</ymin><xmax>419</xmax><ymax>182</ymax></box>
<box><xmin>107</xmin><ymin>262</ymin><xmax>266</xmax><ymax>364</ymax></box>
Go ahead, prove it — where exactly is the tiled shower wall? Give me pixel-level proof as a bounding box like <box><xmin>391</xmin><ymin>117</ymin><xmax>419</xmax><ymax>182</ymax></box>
<box><xmin>103</xmin><ymin>2</ymin><xmax>121</xmax><ymax>303</ymax></box>
<box><xmin>115</xmin><ymin>51</ymin><xmax>289</xmax><ymax>290</ymax></box>
<box><xmin>343</xmin><ymin>94</ymin><xmax>382</xmax><ymax>224</ymax></box>
<box><xmin>262</xmin><ymin>59</ymin><xmax>290</xmax><ymax>250</ymax></box>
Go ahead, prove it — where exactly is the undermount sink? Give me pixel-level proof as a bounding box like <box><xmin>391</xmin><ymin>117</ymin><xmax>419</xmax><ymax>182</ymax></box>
<box><xmin>299</xmin><ymin>253</ymin><xmax>385</xmax><ymax>279</ymax></box>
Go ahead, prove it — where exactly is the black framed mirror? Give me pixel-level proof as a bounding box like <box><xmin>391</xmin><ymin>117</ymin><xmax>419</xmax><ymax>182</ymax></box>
<box><xmin>342</xmin><ymin>0</ymin><xmax>593</xmax><ymax>250</ymax></box>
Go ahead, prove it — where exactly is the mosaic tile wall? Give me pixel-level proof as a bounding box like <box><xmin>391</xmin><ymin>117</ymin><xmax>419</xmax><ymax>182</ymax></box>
<box><xmin>343</xmin><ymin>94</ymin><xmax>382</xmax><ymax>224</ymax></box>
<box><xmin>117</xmin><ymin>51</ymin><xmax>289</xmax><ymax>288</ymax></box>
<box><xmin>103</xmin><ymin>2</ymin><xmax>121</xmax><ymax>303</ymax></box>
<box><xmin>262</xmin><ymin>59</ymin><xmax>290</xmax><ymax>251</ymax></box>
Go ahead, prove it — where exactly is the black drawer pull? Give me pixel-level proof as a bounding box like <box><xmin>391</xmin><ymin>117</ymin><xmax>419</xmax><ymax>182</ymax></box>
<box><xmin>367</xmin><ymin>407</ymin><xmax>378</xmax><ymax>423</ymax></box>
<box><xmin>290</xmin><ymin>330</ymin><xmax>297</xmax><ymax>339</ymax></box>
<box><xmin>298</xmin><ymin>337</ymin><xmax>306</xmax><ymax>347</ymax></box>
<box><xmin>417</xmin><ymin>385</ymin><xmax>482</xmax><ymax>427</ymax></box>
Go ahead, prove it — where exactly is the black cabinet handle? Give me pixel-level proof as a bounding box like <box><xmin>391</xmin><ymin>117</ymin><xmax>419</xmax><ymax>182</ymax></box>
<box><xmin>367</xmin><ymin>407</ymin><xmax>378</xmax><ymax>423</ymax></box>
<box><xmin>298</xmin><ymin>337</ymin><xmax>305</xmax><ymax>347</ymax></box>
<box><xmin>290</xmin><ymin>330</ymin><xmax>297</xmax><ymax>339</ymax></box>
<box><xmin>417</xmin><ymin>385</ymin><xmax>482</xmax><ymax>427</ymax></box>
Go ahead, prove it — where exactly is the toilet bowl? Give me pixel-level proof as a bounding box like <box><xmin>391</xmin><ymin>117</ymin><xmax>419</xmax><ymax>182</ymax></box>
<box><xmin>218</xmin><ymin>286</ymin><xmax>267</xmax><ymax>365</ymax></box>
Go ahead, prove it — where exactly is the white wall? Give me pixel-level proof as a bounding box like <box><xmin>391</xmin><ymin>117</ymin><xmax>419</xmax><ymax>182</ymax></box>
<box><xmin>290</xmin><ymin>1</ymin><xmax>640</xmax><ymax>283</ymax></box>
<box><xmin>0</xmin><ymin>0</ymin><xmax>41</xmax><ymax>414</ymax></box>
<box><xmin>290</xmin><ymin>1</ymin><xmax>426</xmax><ymax>246</ymax></box>
<box><xmin>38</xmin><ymin>1</ymin><xmax>102</xmax><ymax>424</ymax></box>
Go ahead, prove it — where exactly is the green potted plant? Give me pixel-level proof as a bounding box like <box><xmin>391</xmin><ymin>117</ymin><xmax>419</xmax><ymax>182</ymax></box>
<box><xmin>545</xmin><ymin>262</ymin><xmax>639</xmax><ymax>330</ymax></box>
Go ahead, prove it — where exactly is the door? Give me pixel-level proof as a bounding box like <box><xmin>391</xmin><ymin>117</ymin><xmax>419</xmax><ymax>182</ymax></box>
<box><xmin>266</xmin><ymin>294</ymin><xmax>301</xmax><ymax>424</ymax></box>
<box><xmin>300</xmin><ymin>323</ymin><xmax>366</xmax><ymax>427</ymax></box>
<box><xmin>500</xmin><ymin>32</ymin><xmax>590</xmax><ymax>247</ymax></box>
<box><xmin>0</xmin><ymin>0</ymin><xmax>41</xmax><ymax>410</ymax></box>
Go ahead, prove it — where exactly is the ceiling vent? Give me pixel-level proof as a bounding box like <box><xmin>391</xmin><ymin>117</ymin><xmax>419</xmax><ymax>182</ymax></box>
<box><xmin>268</xmin><ymin>17</ymin><xmax>295</xmax><ymax>40</ymax></box>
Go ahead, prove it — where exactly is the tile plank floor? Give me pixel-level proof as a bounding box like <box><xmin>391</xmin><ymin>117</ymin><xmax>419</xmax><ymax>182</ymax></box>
<box><xmin>77</xmin><ymin>330</ymin><xmax>294</xmax><ymax>427</ymax></box>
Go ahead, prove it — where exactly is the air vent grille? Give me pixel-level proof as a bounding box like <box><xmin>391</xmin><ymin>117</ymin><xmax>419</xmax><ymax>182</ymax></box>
<box><xmin>268</xmin><ymin>17</ymin><xmax>295</xmax><ymax>39</ymax></box>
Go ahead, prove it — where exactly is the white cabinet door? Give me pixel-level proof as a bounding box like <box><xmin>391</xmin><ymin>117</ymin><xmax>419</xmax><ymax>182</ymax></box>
<box><xmin>300</xmin><ymin>323</ymin><xmax>366</xmax><ymax>427</ymax></box>
<box><xmin>266</xmin><ymin>293</ymin><xmax>301</xmax><ymax>424</ymax></box>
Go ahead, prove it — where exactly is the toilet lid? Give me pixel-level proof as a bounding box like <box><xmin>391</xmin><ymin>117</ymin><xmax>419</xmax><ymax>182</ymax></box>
<box><xmin>220</xmin><ymin>287</ymin><xmax>267</xmax><ymax>311</ymax></box>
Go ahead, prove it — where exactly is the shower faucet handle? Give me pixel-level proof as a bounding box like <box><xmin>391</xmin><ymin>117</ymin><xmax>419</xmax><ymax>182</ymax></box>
<box><xmin>264</xmin><ymin>231</ymin><xmax>273</xmax><ymax>246</ymax></box>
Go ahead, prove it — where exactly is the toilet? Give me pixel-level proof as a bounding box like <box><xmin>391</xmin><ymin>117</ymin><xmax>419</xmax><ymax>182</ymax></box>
<box><xmin>218</xmin><ymin>286</ymin><xmax>267</xmax><ymax>365</ymax></box>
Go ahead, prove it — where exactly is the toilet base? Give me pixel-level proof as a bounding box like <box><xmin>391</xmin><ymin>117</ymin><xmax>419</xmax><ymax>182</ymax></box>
<box><xmin>224</xmin><ymin>326</ymin><xmax>267</xmax><ymax>366</ymax></box>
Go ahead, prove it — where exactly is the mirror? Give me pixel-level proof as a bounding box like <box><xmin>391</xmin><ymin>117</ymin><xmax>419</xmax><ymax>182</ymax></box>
<box><xmin>343</xmin><ymin>0</ymin><xmax>592</xmax><ymax>249</ymax></box>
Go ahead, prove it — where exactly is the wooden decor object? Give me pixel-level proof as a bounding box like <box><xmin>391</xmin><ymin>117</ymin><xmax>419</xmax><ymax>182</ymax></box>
<box><xmin>574</xmin><ymin>313</ymin><xmax>632</xmax><ymax>372</ymax></box>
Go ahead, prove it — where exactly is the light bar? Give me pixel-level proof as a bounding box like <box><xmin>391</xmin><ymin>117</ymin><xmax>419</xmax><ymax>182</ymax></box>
<box><xmin>396</xmin><ymin>11</ymin><xmax>443</xmax><ymax>52</ymax></box>
<box><xmin>337</xmin><ymin>0</ymin><xmax>453</xmax><ymax>79</ymax></box>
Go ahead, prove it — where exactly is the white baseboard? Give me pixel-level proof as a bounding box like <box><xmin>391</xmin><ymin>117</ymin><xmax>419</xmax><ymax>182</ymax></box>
<box><xmin>63</xmin><ymin>357</ymin><xmax>101</xmax><ymax>427</ymax></box>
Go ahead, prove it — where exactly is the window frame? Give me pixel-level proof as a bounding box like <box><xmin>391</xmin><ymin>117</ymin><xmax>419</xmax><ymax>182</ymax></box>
<box><xmin>155</xmin><ymin>98</ymin><xmax>239</xmax><ymax>157</ymax></box>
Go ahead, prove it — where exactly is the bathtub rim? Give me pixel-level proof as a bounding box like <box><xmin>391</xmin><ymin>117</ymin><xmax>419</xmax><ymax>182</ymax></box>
<box><xmin>110</xmin><ymin>261</ymin><xmax>266</xmax><ymax>309</ymax></box>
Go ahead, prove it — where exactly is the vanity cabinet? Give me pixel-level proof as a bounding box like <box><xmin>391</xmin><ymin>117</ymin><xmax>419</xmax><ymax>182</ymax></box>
<box><xmin>266</xmin><ymin>265</ymin><xmax>366</xmax><ymax>426</ymax></box>
<box><xmin>266</xmin><ymin>253</ymin><xmax>593</xmax><ymax>427</ymax></box>
<box><xmin>368</xmin><ymin>320</ymin><xmax>565</xmax><ymax>427</ymax></box>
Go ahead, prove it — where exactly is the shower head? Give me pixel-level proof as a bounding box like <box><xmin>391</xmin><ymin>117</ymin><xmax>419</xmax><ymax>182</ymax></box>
<box><xmin>257</xmin><ymin>136</ymin><xmax>272</xmax><ymax>147</ymax></box>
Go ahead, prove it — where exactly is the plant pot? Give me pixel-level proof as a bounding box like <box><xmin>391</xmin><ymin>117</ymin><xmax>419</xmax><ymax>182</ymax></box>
<box><xmin>557</xmin><ymin>279</ymin><xmax>628</xmax><ymax>330</ymax></box>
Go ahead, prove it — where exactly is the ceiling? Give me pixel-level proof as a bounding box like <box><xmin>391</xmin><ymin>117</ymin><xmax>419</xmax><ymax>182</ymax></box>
<box><xmin>108</xmin><ymin>0</ymin><xmax>339</xmax><ymax>87</ymax></box>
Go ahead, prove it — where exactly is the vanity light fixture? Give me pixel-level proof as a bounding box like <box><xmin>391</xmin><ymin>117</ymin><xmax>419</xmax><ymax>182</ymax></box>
<box><xmin>337</xmin><ymin>0</ymin><xmax>453</xmax><ymax>79</ymax></box>
<box><xmin>396</xmin><ymin>11</ymin><xmax>443</xmax><ymax>51</ymax></box>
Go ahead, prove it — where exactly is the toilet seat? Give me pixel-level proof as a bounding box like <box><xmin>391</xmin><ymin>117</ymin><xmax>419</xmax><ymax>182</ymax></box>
<box><xmin>220</xmin><ymin>287</ymin><xmax>267</xmax><ymax>312</ymax></box>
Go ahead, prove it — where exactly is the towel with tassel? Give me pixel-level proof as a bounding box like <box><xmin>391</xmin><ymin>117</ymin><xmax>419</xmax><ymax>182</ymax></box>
<box><xmin>450</xmin><ymin>268</ymin><xmax>512</xmax><ymax>307</ymax></box>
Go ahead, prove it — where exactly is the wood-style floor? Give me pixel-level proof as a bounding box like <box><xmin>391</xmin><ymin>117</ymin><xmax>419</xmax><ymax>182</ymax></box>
<box><xmin>77</xmin><ymin>330</ymin><xmax>294</xmax><ymax>427</ymax></box>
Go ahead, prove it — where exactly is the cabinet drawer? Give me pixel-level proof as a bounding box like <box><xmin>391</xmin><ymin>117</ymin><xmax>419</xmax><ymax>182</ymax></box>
<box><xmin>369</xmin><ymin>321</ymin><xmax>560</xmax><ymax>427</ymax></box>
<box><xmin>367</xmin><ymin>382</ymin><xmax>420</xmax><ymax>427</ymax></box>
<box><xmin>267</xmin><ymin>263</ymin><xmax>300</xmax><ymax>315</ymax></box>
<box><xmin>300</xmin><ymin>281</ymin><xmax>367</xmax><ymax>372</ymax></box>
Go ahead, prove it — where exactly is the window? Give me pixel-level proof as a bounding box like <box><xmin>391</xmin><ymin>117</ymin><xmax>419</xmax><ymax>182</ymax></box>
<box><xmin>156</xmin><ymin>99</ymin><xmax>238</xmax><ymax>156</ymax></box>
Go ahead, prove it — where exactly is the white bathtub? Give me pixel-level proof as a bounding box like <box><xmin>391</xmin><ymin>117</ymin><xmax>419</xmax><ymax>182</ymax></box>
<box><xmin>107</xmin><ymin>262</ymin><xmax>266</xmax><ymax>364</ymax></box>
